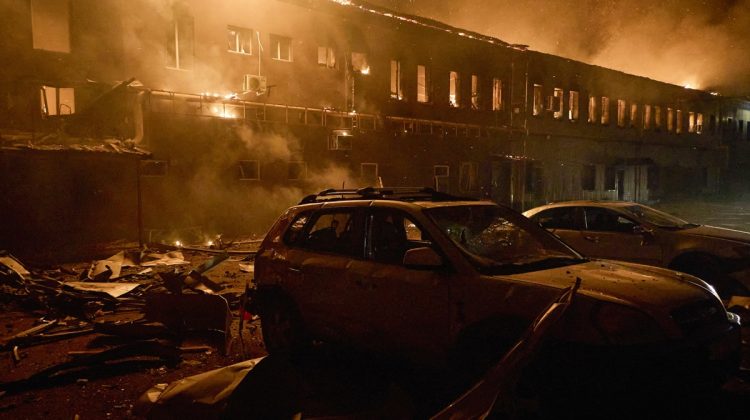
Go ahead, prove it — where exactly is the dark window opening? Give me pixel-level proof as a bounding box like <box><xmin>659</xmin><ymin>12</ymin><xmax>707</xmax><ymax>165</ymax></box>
<box><xmin>361</xmin><ymin>163</ymin><xmax>378</xmax><ymax>186</ymax></box>
<box><xmin>582</xmin><ymin>165</ymin><xmax>596</xmax><ymax>191</ymax></box>
<box><xmin>604</xmin><ymin>167</ymin><xmax>616</xmax><ymax>190</ymax></box>
<box><xmin>270</xmin><ymin>34</ymin><xmax>292</xmax><ymax>61</ymax></box>
<box><xmin>227</xmin><ymin>26</ymin><xmax>253</xmax><ymax>54</ymax></box>
<box><xmin>167</xmin><ymin>11</ymin><xmax>194</xmax><ymax>69</ymax></box>
<box><xmin>238</xmin><ymin>160</ymin><xmax>260</xmax><ymax>180</ymax></box>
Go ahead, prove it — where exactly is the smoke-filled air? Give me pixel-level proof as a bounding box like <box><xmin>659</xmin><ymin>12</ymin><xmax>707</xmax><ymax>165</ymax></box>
<box><xmin>372</xmin><ymin>0</ymin><xmax>750</xmax><ymax>96</ymax></box>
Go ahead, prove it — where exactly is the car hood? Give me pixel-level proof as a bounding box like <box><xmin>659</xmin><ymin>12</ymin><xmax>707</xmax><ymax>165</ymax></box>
<box><xmin>678</xmin><ymin>224</ymin><xmax>750</xmax><ymax>244</ymax></box>
<box><xmin>507</xmin><ymin>259</ymin><xmax>715</xmax><ymax>312</ymax></box>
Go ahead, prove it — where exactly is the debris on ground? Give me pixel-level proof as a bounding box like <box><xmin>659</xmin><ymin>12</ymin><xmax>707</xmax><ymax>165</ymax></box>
<box><xmin>0</xmin><ymin>243</ymin><xmax>257</xmax><ymax>403</ymax></box>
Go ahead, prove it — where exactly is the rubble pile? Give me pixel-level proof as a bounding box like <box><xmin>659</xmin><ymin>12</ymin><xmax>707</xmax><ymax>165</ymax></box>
<box><xmin>0</xmin><ymin>246</ymin><xmax>256</xmax><ymax>398</ymax></box>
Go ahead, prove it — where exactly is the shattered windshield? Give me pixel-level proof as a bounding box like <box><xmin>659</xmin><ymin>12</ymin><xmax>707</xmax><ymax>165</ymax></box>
<box><xmin>425</xmin><ymin>204</ymin><xmax>584</xmax><ymax>274</ymax></box>
<box><xmin>624</xmin><ymin>205</ymin><xmax>697</xmax><ymax>229</ymax></box>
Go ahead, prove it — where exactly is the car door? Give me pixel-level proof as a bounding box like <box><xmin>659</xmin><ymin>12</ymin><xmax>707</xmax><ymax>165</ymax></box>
<box><xmin>575</xmin><ymin>206</ymin><xmax>662</xmax><ymax>265</ymax></box>
<box><xmin>345</xmin><ymin>208</ymin><xmax>453</xmax><ymax>362</ymax></box>
<box><xmin>531</xmin><ymin>206</ymin><xmax>587</xmax><ymax>252</ymax></box>
<box><xmin>286</xmin><ymin>208</ymin><xmax>366</xmax><ymax>341</ymax></box>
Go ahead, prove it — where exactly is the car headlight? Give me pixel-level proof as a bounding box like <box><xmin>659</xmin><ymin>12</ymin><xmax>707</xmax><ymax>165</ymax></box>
<box><xmin>593</xmin><ymin>303</ymin><xmax>664</xmax><ymax>345</ymax></box>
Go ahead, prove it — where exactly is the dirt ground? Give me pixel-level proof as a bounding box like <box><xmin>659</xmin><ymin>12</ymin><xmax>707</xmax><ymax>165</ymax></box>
<box><xmin>1</xmin><ymin>243</ymin><xmax>750</xmax><ymax>419</ymax></box>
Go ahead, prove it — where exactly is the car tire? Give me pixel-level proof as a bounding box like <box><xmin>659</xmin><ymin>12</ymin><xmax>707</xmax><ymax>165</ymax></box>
<box><xmin>672</xmin><ymin>254</ymin><xmax>735</xmax><ymax>299</ymax></box>
<box><xmin>259</xmin><ymin>293</ymin><xmax>307</xmax><ymax>357</ymax></box>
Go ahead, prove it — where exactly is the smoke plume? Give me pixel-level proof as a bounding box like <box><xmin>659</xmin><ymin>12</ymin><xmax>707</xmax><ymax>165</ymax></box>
<box><xmin>370</xmin><ymin>0</ymin><xmax>750</xmax><ymax>96</ymax></box>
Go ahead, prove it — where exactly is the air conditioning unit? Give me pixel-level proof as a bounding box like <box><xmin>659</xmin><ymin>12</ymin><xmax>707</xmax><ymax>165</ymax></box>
<box><xmin>242</xmin><ymin>74</ymin><xmax>267</xmax><ymax>94</ymax></box>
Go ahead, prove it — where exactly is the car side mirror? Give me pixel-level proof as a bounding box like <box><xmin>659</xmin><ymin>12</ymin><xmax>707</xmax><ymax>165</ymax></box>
<box><xmin>403</xmin><ymin>247</ymin><xmax>443</xmax><ymax>269</ymax></box>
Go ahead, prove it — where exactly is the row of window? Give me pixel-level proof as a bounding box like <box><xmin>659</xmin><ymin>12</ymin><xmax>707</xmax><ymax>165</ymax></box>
<box><xmin>532</xmin><ymin>85</ymin><xmax>709</xmax><ymax>134</ymax></box>
<box><xmin>141</xmin><ymin>159</ymin><xmax>477</xmax><ymax>192</ymax></box>
<box><xmin>390</xmin><ymin>61</ymin><xmax>503</xmax><ymax>110</ymax></box>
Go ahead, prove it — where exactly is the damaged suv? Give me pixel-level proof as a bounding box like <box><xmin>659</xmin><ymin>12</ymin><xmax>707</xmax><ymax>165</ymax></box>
<box><xmin>254</xmin><ymin>188</ymin><xmax>741</xmax><ymax>391</ymax></box>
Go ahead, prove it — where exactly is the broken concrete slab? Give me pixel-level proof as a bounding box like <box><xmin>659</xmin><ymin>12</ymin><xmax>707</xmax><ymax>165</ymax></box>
<box><xmin>0</xmin><ymin>253</ymin><xmax>31</xmax><ymax>279</ymax></box>
<box><xmin>87</xmin><ymin>252</ymin><xmax>123</xmax><ymax>280</ymax></box>
<box><xmin>134</xmin><ymin>357</ymin><xmax>265</xmax><ymax>419</ymax></box>
<box><xmin>145</xmin><ymin>293</ymin><xmax>232</xmax><ymax>355</ymax></box>
<box><xmin>63</xmin><ymin>282</ymin><xmax>141</xmax><ymax>298</ymax></box>
<box><xmin>140</xmin><ymin>250</ymin><xmax>189</xmax><ymax>267</ymax></box>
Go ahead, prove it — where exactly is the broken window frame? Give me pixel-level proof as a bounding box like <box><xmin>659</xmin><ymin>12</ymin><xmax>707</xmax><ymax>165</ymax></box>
<box><xmin>581</xmin><ymin>164</ymin><xmax>596</xmax><ymax>191</ymax></box>
<box><xmin>688</xmin><ymin>112</ymin><xmax>696</xmax><ymax>133</ymax></box>
<box><xmin>360</xmin><ymin>162</ymin><xmax>379</xmax><ymax>186</ymax></box>
<box><xmin>390</xmin><ymin>60</ymin><xmax>404</xmax><ymax>100</ymax></box>
<box><xmin>238</xmin><ymin>160</ymin><xmax>260</xmax><ymax>180</ymax></box>
<box><xmin>351</xmin><ymin>52</ymin><xmax>369</xmax><ymax>74</ymax></box>
<box><xmin>552</xmin><ymin>88</ymin><xmax>563</xmax><ymax>119</ymax></box>
<box><xmin>471</xmin><ymin>75</ymin><xmax>481</xmax><ymax>110</ymax></box>
<box><xmin>604</xmin><ymin>166</ymin><xmax>616</xmax><ymax>190</ymax></box>
<box><xmin>568</xmin><ymin>90</ymin><xmax>579</xmax><ymax>121</ymax></box>
<box><xmin>654</xmin><ymin>106</ymin><xmax>662</xmax><ymax>130</ymax></box>
<box><xmin>629</xmin><ymin>103</ymin><xmax>638</xmax><ymax>128</ymax></box>
<box><xmin>601</xmin><ymin>97</ymin><xmax>610</xmax><ymax>125</ymax></box>
<box><xmin>434</xmin><ymin>165</ymin><xmax>450</xmax><ymax>192</ymax></box>
<box><xmin>449</xmin><ymin>71</ymin><xmax>461</xmax><ymax>108</ymax></box>
<box><xmin>492</xmin><ymin>78</ymin><xmax>502</xmax><ymax>111</ymax></box>
<box><xmin>459</xmin><ymin>161</ymin><xmax>479</xmax><ymax>193</ymax></box>
<box><xmin>533</xmin><ymin>84</ymin><xmax>543</xmax><ymax>116</ymax></box>
<box><xmin>317</xmin><ymin>45</ymin><xmax>336</xmax><ymax>68</ymax></box>
<box><xmin>676</xmin><ymin>110</ymin><xmax>683</xmax><ymax>134</ymax></box>
<box><xmin>40</xmin><ymin>85</ymin><xmax>75</xmax><ymax>117</ymax></box>
<box><xmin>587</xmin><ymin>95</ymin><xmax>597</xmax><ymax>124</ymax></box>
<box><xmin>270</xmin><ymin>34</ymin><xmax>292</xmax><ymax>62</ymax></box>
<box><xmin>287</xmin><ymin>161</ymin><xmax>307</xmax><ymax>180</ymax></box>
<box><xmin>227</xmin><ymin>25</ymin><xmax>253</xmax><ymax>55</ymax></box>
<box><xmin>643</xmin><ymin>105</ymin><xmax>652</xmax><ymax>130</ymax></box>
<box><xmin>617</xmin><ymin>100</ymin><xmax>626</xmax><ymax>127</ymax></box>
<box><xmin>140</xmin><ymin>160</ymin><xmax>169</xmax><ymax>177</ymax></box>
<box><xmin>31</xmin><ymin>0</ymin><xmax>71</xmax><ymax>53</ymax></box>
<box><xmin>167</xmin><ymin>11</ymin><xmax>195</xmax><ymax>70</ymax></box>
<box><xmin>696</xmin><ymin>113</ymin><xmax>703</xmax><ymax>134</ymax></box>
<box><xmin>667</xmin><ymin>108</ymin><xmax>674</xmax><ymax>132</ymax></box>
<box><xmin>417</xmin><ymin>65</ymin><xmax>431</xmax><ymax>103</ymax></box>
<box><xmin>328</xmin><ymin>130</ymin><xmax>353</xmax><ymax>150</ymax></box>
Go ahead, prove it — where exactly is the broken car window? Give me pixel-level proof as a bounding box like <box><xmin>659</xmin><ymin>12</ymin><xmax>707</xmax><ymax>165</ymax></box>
<box><xmin>533</xmin><ymin>207</ymin><xmax>579</xmax><ymax>230</ymax></box>
<box><xmin>583</xmin><ymin>207</ymin><xmax>636</xmax><ymax>233</ymax></box>
<box><xmin>302</xmin><ymin>210</ymin><xmax>364</xmax><ymax>257</ymax></box>
<box><xmin>369</xmin><ymin>210</ymin><xmax>431</xmax><ymax>265</ymax></box>
<box><xmin>426</xmin><ymin>205</ymin><xmax>581</xmax><ymax>274</ymax></box>
<box><xmin>623</xmin><ymin>205</ymin><xmax>695</xmax><ymax>229</ymax></box>
<box><xmin>283</xmin><ymin>212</ymin><xmax>313</xmax><ymax>245</ymax></box>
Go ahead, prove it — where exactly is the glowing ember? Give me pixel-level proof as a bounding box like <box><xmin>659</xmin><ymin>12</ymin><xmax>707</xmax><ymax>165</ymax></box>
<box><xmin>174</xmin><ymin>240</ymin><xmax>182</xmax><ymax>247</ymax></box>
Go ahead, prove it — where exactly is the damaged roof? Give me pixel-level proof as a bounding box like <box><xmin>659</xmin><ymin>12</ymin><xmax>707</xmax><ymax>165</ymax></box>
<box><xmin>0</xmin><ymin>131</ymin><xmax>150</xmax><ymax>157</ymax></box>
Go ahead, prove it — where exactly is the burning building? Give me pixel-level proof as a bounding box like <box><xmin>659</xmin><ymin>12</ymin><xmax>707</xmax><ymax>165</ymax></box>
<box><xmin>1</xmin><ymin>0</ymin><xmax>749</xmax><ymax>252</ymax></box>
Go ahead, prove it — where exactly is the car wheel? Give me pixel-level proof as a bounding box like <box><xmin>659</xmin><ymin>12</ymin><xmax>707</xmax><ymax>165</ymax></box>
<box><xmin>672</xmin><ymin>254</ymin><xmax>735</xmax><ymax>299</ymax></box>
<box><xmin>259</xmin><ymin>294</ymin><xmax>307</xmax><ymax>357</ymax></box>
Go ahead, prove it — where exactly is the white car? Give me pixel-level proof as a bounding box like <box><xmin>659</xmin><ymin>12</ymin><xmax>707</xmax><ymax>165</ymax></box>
<box><xmin>524</xmin><ymin>201</ymin><xmax>750</xmax><ymax>298</ymax></box>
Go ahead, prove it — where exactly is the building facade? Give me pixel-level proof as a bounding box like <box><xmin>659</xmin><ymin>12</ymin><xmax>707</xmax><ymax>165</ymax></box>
<box><xmin>0</xmin><ymin>0</ymin><xmax>747</xmax><ymax>244</ymax></box>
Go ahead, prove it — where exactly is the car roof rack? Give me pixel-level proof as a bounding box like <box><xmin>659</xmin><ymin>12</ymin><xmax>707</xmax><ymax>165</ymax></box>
<box><xmin>298</xmin><ymin>187</ymin><xmax>478</xmax><ymax>204</ymax></box>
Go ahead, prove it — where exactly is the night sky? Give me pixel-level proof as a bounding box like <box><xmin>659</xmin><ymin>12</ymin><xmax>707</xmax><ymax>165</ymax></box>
<box><xmin>369</xmin><ymin>0</ymin><xmax>750</xmax><ymax>97</ymax></box>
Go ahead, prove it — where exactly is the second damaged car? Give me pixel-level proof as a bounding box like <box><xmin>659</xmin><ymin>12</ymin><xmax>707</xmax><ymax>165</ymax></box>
<box><xmin>253</xmin><ymin>188</ymin><xmax>741</xmax><ymax>396</ymax></box>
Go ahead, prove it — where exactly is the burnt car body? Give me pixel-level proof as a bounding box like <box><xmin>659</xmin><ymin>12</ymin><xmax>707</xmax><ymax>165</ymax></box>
<box><xmin>254</xmin><ymin>188</ymin><xmax>741</xmax><ymax>395</ymax></box>
<box><xmin>523</xmin><ymin>201</ymin><xmax>750</xmax><ymax>298</ymax></box>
